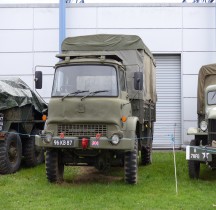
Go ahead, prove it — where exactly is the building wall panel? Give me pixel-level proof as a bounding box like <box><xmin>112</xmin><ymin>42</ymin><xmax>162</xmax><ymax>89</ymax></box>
<box><xmin>183</xmin><ymin>7</ymin><xmax>216</xmax><ymax>28</ymax></box>
<box><xmin>97</xmin><ymin>7</ymin><xmax>182</xmax><ymax>28</ymax></box>
<box><xmin>183</xmin><ymin>29</ymin><xmax>216</xmax><ymax>51</ymax></box>
<box><xmin>183</xmin><ymin>98</ymin><xmax>197</xmax><ymax>121</ymax></box>
<box><xmin>33</xmin><ymin>29</ymin><xmax>59</xmax><ymax>52</ymax></box>
<box><xmin>0</xmin><ymin>53</ymin><xmax>33</xmax><ymax>75</ymax></box>
<box><xmin>34</xmin><ymin>8</ymin><xmax>58</xmax><ymax>29</ymax></box>
<box><xmin>183</xmin><ymin>75</ymin><xmax>198</xmax><ymax>98</ymax></box>
<box><xmin>0</xmin><ymin>8</ymin><xmax>33</xmax><ymax>29</ymax></box>
<box><xmin>0</xmin><ymin>30</ymin><xmax>33</xmax><ymax>52</ymax></box>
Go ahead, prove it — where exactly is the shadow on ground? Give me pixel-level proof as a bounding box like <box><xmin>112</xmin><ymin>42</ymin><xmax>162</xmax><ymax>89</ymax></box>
<box><xmin>63</xmin><ymin>166</ymin><xmax>123</xmax><ymax>185</ymax></box>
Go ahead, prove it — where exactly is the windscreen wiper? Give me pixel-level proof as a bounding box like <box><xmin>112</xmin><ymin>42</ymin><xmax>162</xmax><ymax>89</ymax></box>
<box><xmin>62</xmin><ymin>90</ymin><xmax>89</xmax><ymax>101</ymax></box>
<box><xmin>81</xmin><ymin>90</ymin><xmax>109</xmax><ymax>101</ymax></box>
<box><xmin>211</xmin><ymin>92</ymin><xmax>216</xmax><ymax>101</ymax></box>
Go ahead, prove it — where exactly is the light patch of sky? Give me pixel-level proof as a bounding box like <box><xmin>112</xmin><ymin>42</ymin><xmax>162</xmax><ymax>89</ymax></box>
<box><xmin>0</xmin><ymin>0</ymin><xmax>191</xmax><ymax>4</ymax></box>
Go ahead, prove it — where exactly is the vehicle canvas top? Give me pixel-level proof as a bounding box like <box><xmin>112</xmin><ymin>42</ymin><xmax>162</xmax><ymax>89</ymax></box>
<box><xmin>61</xmin><ymin>34</ymin><xmax>154</xmax><ymax>60</ymax></box>
<box><xmin>60</xmin><ymin>34</ymin><xmax>157</xmax><ymax>103</ymax></box>
<box><xmin>0</xmin><ymin>77</ymin><xmax>47</xmax><ymax>113</ymax></box>
<box><xmin>197</xmin><ymin>63</ymin><xmax>216</xmax><ymax>115</ymax></box>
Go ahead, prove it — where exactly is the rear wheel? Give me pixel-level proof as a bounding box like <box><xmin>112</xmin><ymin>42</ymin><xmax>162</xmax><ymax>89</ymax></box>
<box><xmin>141</xmin><ymin>128</ymin><xmax>153</xmax><ymax>165</ymax></box>
<box><xmin>0</xmin><ymin>130</ymin><xmax>22</xmax><ymax>174</ymax></box>
<box><xmin>23</xmin><ymin>129</ymin><xmax>44</xmax><ymax>167</ymax></box>
<box><xmin>46</xmin><ymin>149</ymin><xmax>64</xmax><ymax>183</ymax></box>
<box><xmin>141</xmin><ymin>145</ymin><xmax>152</xmax><ymax>165</ymax></box>
<box><xmin>124</xmin><ymin>137</ymin><xmax>138</xmax><ymax>184</ymax></box>
<box><xmin>188</xmin><ymin>139</ymin><xmax>200</xmax><ymax>179</ymax></box>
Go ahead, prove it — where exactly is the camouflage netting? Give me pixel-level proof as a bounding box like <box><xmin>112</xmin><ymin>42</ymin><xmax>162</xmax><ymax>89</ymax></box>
<box><xmin>197</xmin><ymin>63</ymin><xmax>216</xmax><ymax>114</ymax></box>
<box><xmin>0</xmin><ymin>77</ymin><xmax>47</xmax><ymax>113</ymax></box>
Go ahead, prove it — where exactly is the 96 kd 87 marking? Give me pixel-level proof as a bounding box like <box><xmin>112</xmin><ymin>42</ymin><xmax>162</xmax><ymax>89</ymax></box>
<box><xmin>53</xmin><ymin>139</ymin><xmax>73</xmax><ymax>146</ymax></box>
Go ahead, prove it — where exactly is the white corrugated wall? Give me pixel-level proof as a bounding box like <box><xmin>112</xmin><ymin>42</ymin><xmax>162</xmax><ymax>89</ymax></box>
<box><xmin>153</xmin><ymin>55</ymin><xmax>181</xmax><ymax>148</ymax></box>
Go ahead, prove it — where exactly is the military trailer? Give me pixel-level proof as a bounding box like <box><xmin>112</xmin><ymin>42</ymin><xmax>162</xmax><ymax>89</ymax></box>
<box><xmin>187</xmin><ymin>63</ymin><xmax>216</xmax><ymax>178</ymax></box>
<box><xmin>35</xmin><ymin>34</ymin><xmax>157</xmax><ymax>184</ymax></box>
<box><xmin>0</xmin><ymin>78</ymin><xmax>47</xmax><ymax>174</ymax></box>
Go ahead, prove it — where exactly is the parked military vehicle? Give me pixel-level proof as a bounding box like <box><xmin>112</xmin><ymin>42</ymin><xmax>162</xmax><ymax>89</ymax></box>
<box><xmin>187</xmin><ymin>63</ymin><xmax>216</xmax><ymax>178</ymax></box>
<box><xmin>0</xmin><ymin>78</ymin><xmax>47</xmax><ymax>174</ymax></box>
<box><xmin>35</xmin><ymin>34</ymin><xmax>157</xmax><ymax>184</ymax></box>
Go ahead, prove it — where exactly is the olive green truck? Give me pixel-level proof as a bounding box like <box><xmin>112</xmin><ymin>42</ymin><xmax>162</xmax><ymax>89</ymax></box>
<box><xmin>187</xmin><ymin>64</ymin><xmax>216</xmax><ymax>178</ymax></box>
<box><xmin>35</xmin><ymin>34</ymin><xmax>157</xmax><ymax>184</ymax></box>
<box><xmin>0</xmin><ymin>78</ymin><xmax>47</xmax><ymax>174</ymax></box>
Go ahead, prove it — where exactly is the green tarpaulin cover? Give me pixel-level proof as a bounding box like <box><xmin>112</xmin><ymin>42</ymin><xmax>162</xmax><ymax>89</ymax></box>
<box><xmin>197</xmin><ymin>63</ymin><xmax>216</xmax><ymax>114</ymax></box>
<box><xmin>62</xmin><ymin>34</ymin><xmax>154</xmax><ymax>62</ymax></box>
<box><xmin>0</xmin><ymin>77</ymin><xmax>47</xmax><ymax>113</ymax></box>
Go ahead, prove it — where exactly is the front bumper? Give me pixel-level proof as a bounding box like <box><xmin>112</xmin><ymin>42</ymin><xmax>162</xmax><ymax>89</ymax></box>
<box><xmin>35</xmin><ymin>135</ymin><xmax>135</xmax><ymax>151</ymax></box>
<box><xmin>186</xmin><ymin>145</ymin><xmax>216</xmax><ymax>162</ymax></box>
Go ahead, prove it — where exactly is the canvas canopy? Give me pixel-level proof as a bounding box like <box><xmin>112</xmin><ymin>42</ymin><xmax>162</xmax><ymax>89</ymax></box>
<box><xmin>60</xmin><ymin>34</ymin><xmax>157</xmax><ymax>103</ymax></box>
<box><xmin>0</xmin><ymin>77</ymin><xmax>47</xmax><ymax>113</ymax></box>
<box><xmin>197</xmin><ymin>63</ymin><xmax>216</xmax><ymax>114</ymax></box>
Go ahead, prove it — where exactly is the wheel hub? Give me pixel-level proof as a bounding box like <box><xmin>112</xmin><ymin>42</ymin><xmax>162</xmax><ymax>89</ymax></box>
<box><xmin>8</xmin><ymin>145</ymin><xmax>18</xmax><ymax>163</ymax></box>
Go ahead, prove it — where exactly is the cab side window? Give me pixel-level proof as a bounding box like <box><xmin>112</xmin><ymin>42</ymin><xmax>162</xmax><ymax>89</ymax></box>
<box><xmin>119</xmin><ymin>70</ymin><xmax>126</xmax><ymax>91</ymax></box>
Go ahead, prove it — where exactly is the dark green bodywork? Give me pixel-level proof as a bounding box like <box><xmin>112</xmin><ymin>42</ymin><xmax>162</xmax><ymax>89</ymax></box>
<box><xmin>0</xmin><ymin>77</ymin><xmax>47</xmax><ymax>174</ymax></box>
<box><xmin>35</xmin><ymin>34</ymin><xmax>156</xmax><ymax>180</ymax></box>
<box><xmin>0</xmin><ymin>77</ymin><xmax>47</xmax><ymax>135</ymax></box>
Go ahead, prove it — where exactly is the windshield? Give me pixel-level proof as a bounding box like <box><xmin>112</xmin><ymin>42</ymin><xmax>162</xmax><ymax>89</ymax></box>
<box><xmin>207</xmin><ymin>91</ymin><xmax>216</xmax><ymax>105</ymax></box>
<box><xmin>52</xmin><ymin>65</ymin><xmax>118</xmax><ymax>97</ymax></box>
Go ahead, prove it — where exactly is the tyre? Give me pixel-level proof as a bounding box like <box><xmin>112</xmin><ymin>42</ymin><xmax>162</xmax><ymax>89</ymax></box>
<box><xmin>46</xmin><ymin>149</ymin><xmax>64</xmax><ymax>183</ymax></box>
<box><xmin>0</xmin><ymin>130</ymin><xmax>22</xmax><ymax>174</ymax></box>
<box><xmin>124</xmin><ymin>137</ymin><xmax>138</xmax><ymax>184</ymax></box>
<box><xmin>141</xmin><ymin>145</ymin><xmax>152</xmax><ymax>165</ymax></box>
<box><xmin>141</xmin><ymin>128</ymin><xmax>153</xmax><ymax>165</ymax></box>
<box><xmin>188</xmin><ymin>139</ymin><xmax>200</xmax><ymax>179</ymax></box>
<box><xmin>23</xmin><ymin>129</ymin><xmax>45</xmax><ymax>167</ymax></box>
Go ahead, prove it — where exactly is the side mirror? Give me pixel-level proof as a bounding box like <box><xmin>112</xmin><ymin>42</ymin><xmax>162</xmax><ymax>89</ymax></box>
<box><xmin>134</xmin><ymin>72</ymin><xmax>143</xmax><ymax>90</ymax></box>
<box><xmin>35</xmin><ymin>71</ymin><xmax>43</xmax><ymax>89</ymax></box>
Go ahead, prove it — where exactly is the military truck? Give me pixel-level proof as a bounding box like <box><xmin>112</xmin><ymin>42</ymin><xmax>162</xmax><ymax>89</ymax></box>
<box><xmin>0</xmin><ymin>77</ymin><xmax>47</xmax><ymax>174</ymax></box>
<box><xmin>35</xmin><ymin>34</ymin><xmax>157</xmax><ymax>184</ymax></box>
<box><xmin>187</xmin><ymin>63</ymin><xmax>216</xmax><ymax>178</ymax></box>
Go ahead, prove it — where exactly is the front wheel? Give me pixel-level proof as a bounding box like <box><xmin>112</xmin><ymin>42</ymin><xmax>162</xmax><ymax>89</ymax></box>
<box><xmin>0</xmin><ymin>130</ymin><xmax>22</xmax><ymax>174</ymax></box>
<box><xmin>188</xmin><ymin>139</ymin><xmax>200</xmax><ymax>179</ymax></box>
<box><xmin>46</xmin><ymin>149</ymin><xmax>64</xmax><ymax>183</ymax></box>
<box><xmin>124</xmin><ymin>138</ymin><xmax>138</xmax><ymax>184</ymax></box>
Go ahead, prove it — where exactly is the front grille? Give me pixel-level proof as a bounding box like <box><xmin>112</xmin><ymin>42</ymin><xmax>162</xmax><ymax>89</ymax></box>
<box><xmin>208</xmin><ymin>119</ymin><xmax>216</xmax><ymax>145</ymax></box>
<box><xmin>58</xmin><ymin>124</ymin><xmax>107</xmax><ymax>137</ymax></box>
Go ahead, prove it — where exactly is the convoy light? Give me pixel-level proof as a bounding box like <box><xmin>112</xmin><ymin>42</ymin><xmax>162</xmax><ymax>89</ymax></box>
<box><xmin>42</xmin><ymin>115</ymin><xmax>47</xmax><ymax>121</ymax></box>
<box><xmin>111</xmin><ymin>134</ymin><xmax>120</xmax><ymax>145</ymax></box>
<box><xmin>121</xmin><ymin>116</ymin><xmax>127</xmax><ymax>122</ymax></box>
<box><xmin>200</xmin><ymin>120</ymin><xmax>207</xmax><ymax>131</ymax></box>
<box><xmin>45</xmin><ymin>133</ymin><xmax>52</xmax><ymax>143</ymax></box>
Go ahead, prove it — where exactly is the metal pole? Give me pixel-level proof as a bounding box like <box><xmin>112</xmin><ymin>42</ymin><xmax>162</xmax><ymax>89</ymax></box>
<box><xmin>59</xmin><ymin>0</ymin><xmax>66</xmax><ymax>53</ymax></box>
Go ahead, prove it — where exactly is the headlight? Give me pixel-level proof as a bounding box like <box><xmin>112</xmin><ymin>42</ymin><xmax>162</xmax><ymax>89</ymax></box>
<box><xmin>200</xmin><ymin>120</ymin><xmax>208</xmax><ymax>131</ymax></box>
<box><xmin>44</xmin><ymin>133</ymin><xmax>52</xmax><ymax>143</ymax></box>
<box><xmin>111</xmin><ymin>134</ymin><xmax>120</xmax><ymax>145</ymax></box>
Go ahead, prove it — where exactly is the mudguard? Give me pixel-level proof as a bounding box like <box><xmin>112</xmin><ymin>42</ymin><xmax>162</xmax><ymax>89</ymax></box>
<box><xmin>124</xmin><ymin>116</ymin><xmax>139</xmax><ymax>139</ymax></box>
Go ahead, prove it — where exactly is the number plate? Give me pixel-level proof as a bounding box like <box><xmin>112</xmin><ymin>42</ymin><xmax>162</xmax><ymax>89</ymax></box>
<box><xmin>53</xmin><ymin>139</ymin><xmax>74</xmax><ymax>146</ymax></box>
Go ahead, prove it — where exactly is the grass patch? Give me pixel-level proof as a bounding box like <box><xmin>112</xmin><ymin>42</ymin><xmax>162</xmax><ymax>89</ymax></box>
<box><xmin>0</xmin><ymin>151</ymin><xmax>216</xmax><ymax>210</ymax></box>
